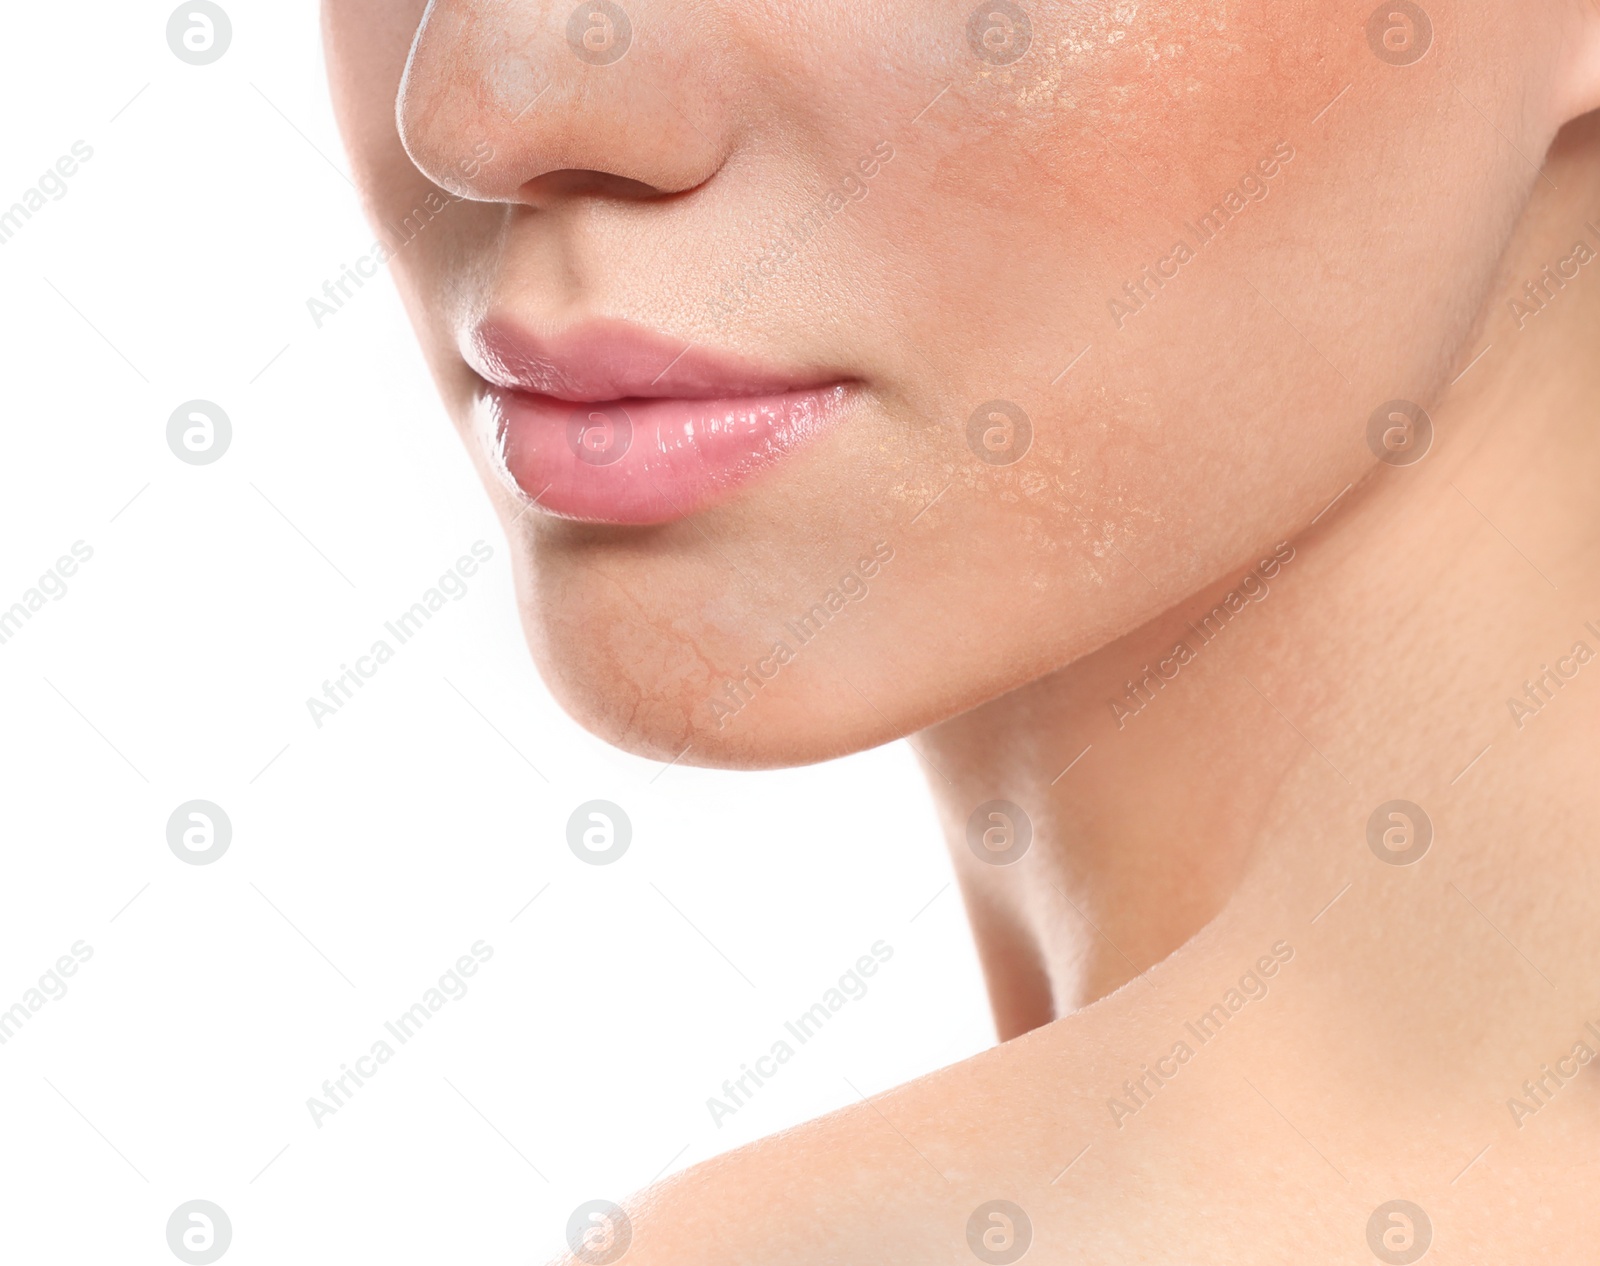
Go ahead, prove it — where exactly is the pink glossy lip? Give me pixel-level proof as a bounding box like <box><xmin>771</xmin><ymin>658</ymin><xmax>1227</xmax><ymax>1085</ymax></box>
<box><xmin>467</xmin><ymin>319</ymin><xmax>851</xmax><ymax>525</ymax></box>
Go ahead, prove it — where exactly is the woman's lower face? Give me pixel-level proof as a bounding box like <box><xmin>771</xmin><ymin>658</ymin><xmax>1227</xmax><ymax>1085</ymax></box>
<box><xmin>325</xmin><ymin>0</ymin><xmax>1567</xmax><ymax>768</ymax></box>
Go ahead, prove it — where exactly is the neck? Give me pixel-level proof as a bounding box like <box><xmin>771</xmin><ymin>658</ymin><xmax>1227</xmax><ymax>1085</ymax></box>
<box><xmin>919</xmin><ymin>116</ymin><xmax>1600</xmax><ymax>1050</ymax></box>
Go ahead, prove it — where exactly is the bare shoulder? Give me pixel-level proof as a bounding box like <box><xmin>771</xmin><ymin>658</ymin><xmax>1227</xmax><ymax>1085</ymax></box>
<box><xmin>541</xmin><ymin>935</ymin><xmax>1600</xmax><ymax>1266</ymax></box>
<box><xmin>544</xmin><ymin>994</ymin><xmax>1257</xmax><ymax>1266</ymax></box>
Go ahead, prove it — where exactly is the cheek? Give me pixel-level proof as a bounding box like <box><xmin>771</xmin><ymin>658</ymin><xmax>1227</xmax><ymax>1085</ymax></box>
<box><xmin>877</xmin><ymin>0</ymin><xmax>1492</xmax><ymax>546</ymax></box>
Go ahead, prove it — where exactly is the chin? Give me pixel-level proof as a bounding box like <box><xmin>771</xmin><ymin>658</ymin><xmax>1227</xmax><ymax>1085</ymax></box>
<box><xmin>510</xmin><ymin>553</ymin><xmax>920</xmax><ymax>770</ymax></box>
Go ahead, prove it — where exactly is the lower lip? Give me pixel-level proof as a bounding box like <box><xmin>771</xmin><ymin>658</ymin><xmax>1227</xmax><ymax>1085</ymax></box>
<box><xmin>480</xmin><ymin>384</ymin><xmax>851</xmax><ymax>525</ymax></box>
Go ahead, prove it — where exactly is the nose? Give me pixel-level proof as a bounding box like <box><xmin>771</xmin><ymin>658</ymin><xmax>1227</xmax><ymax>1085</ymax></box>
<box><xmin>397</xmin><ymin>0</ymin><xmax>730</xmax><ymax>205</ymax></box>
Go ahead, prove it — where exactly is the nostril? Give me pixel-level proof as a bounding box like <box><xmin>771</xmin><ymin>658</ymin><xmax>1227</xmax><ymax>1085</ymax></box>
<box><xmin>521</xmin><ymin>169</ymin><xmax>668</xmax><ymax>203</ymax></box>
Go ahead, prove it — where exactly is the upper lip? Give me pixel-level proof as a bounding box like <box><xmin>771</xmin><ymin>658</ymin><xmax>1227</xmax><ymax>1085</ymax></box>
<box><xmin>465</xmin><ymin>317</ymin><xmax>837</xmax><ymax>403</ymax></box>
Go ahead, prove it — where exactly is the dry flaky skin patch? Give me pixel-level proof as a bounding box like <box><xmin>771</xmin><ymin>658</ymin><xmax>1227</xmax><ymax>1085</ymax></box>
<box><xmin>516</xmin><ymin>530</ymin><xmax>712</xmax><ymax>761</ymax></box>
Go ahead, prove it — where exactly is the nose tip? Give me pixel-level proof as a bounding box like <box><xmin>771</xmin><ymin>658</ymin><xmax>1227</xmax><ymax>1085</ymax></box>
<box><xmin>396</xmin><ymin>0</ymin><xmax>729</xmax><ymax>205</ymax></box>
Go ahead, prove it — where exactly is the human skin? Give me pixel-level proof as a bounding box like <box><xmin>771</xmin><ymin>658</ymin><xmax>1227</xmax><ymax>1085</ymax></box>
<box><xmin>324</xmin><ymin>0</ymin><xmax>1600</xmax><ymax>1260</ymax></box>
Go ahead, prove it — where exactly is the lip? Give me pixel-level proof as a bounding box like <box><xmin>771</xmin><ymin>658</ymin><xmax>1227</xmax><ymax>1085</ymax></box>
<box><xmin>468</xmin><ymin>319</ymin><xmax>852</xmax><ymax>525</ymax></box>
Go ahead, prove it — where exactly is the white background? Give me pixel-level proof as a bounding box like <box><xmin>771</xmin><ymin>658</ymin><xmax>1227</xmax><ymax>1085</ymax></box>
<box><xmin>0</xmin><ymin>2</ymin><xmax>991</xmax><ymax>1260</ymax></box>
